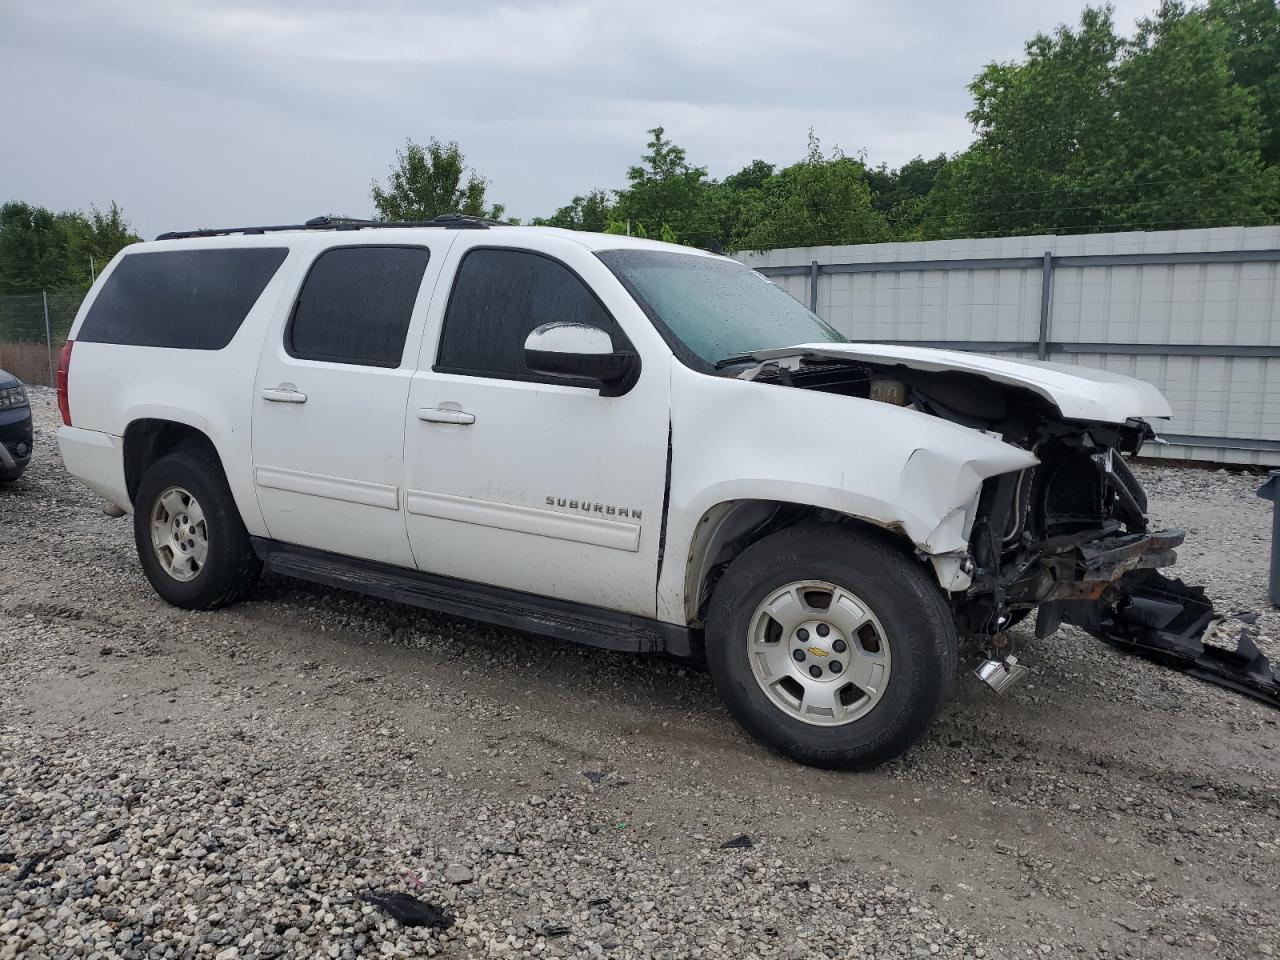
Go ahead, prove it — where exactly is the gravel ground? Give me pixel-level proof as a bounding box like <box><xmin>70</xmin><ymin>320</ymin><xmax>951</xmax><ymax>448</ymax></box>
<box><xmin>2</xmin><ymin>390</ymin><xmax>1279</xmax><ymax>960</ymax></box>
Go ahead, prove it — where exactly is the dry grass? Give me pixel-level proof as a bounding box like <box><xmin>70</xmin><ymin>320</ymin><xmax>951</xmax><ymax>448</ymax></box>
<box><xmin>0</xmin><ymin>340</ymin><xmax>60</xmax><ymax>386</ymax></box>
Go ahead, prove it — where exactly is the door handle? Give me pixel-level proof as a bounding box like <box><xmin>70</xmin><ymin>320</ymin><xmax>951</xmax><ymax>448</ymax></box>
<box><xmin>261</xmin><ymin>384</ymin><xmax>308</xmax><ymax>404</ymax></box>
<box><xmin>417</xmin><ymin>407</ymin><xmax>475</xmax><ymax>425</ymax></box>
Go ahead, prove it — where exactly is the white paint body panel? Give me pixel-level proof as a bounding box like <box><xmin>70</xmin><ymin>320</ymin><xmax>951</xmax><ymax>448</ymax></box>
<box><xmin>56</xmin><ymin>426</ymin><xmax>128</xmax><ymax>508</ymax></box>
<box><xmin>248</xmin><ymin>234</ymin><xmax>455</xmax><ymax>567</ymax></box>
<box><xmin>56</xmin><ymin>238</ymin><xmax>300</xmax><ymax>535</ymax></box>
<box><xmin>57</xmin><ymin>226</ymin><xmax>1178</xmax><ymax>629</ymax></box>
<box><xmin>401</xmin><ymin>232</ymin><xmax>671</xmax><ymax>614</ymax></box>
<box><xmin>654</xmin><ymin>361</ymin><xmax>1038</xmax><ymax>621</ymax></box>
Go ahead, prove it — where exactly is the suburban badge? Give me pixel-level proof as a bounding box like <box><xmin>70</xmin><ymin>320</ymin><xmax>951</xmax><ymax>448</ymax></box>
<box><xmin>546</xmin><ymin>496</ymin><xmax>641</xmax><ymax>520</ymax></box>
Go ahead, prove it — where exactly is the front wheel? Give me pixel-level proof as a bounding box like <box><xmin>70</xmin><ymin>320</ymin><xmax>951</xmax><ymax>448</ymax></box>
<box><xmin>705</xmin><ymin>523</ymin><xmax>957</xmax><ymax>770</ymax></box>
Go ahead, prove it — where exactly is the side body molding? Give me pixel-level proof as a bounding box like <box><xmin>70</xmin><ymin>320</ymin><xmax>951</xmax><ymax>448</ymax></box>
<box><xmin>405</xmin><ymin>490</ymin><xmax>641</xmax><ymax>552</ymax></box>
<box><xmin>255</xmin><ymin>465</ymin><xmax>401</xmax><ymax>510</ymax></box>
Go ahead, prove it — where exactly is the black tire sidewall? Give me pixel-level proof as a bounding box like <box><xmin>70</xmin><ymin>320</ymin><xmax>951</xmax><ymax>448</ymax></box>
<box><xmin>133</xmin><ymin>448</ymin><xmax>258</xmax><ymax>609</ymax></box>
<box><xmin>706</xmin><ymin>524</ymin><xmax>957</xmax><ymax>769</ymax></box>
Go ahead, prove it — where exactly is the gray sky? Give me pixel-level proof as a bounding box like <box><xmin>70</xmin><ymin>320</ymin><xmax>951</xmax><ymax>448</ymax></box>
<box><xmin>1</xmin><ymin>0</ymin><xmax>1155</xmax><ymax>239</ymax></box>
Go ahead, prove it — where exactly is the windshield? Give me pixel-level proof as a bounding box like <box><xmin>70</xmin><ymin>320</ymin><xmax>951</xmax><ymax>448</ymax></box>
<box><xmin>597</xmin><ymin>249</ymin><xmax>846</xmax><ymax>367</ymax></box>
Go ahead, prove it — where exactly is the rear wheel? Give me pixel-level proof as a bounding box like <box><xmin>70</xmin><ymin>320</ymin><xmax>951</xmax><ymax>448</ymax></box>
<box><xmin>705</xmin><ymin>523</ymin><xmax>957</xmax><ymax>769</ymax></box>
<box><xmin>133</xmin><ymin>446</ymin><xmax>260</xmax><ymax>609</ymax></box>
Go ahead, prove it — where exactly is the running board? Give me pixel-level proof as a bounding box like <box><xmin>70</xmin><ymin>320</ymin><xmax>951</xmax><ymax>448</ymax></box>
<box><xmin>250</xmin><ymin>538</ymin><xmax>692</xmax><ymax>657</ymax></box>
<box><xmin>1068</xmin><ymin>570</ymin><xmax>1280</xmax><ymax>710</ymax></box>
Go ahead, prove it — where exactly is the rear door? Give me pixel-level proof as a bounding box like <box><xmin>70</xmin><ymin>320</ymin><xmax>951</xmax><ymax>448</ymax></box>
<box><xmin>252</xmin><ymin>238</ymin><xmax>452</xmax><ymax>566</ymax></box>
<box><xmin>402</xmin><ymin>237</ymin><xmax>671</xmax><ymax>615</ymax></box>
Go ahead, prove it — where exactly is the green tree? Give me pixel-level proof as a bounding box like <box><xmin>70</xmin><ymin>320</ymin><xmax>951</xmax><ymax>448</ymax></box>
<box><xmin>1205</xmin><ymin>0</ymin><xmax>1280</xmax><ymax>166</ymax></box>
<box><xmin>919</xmin><ymin>6</ymin><xmax>1126</xmax><ymax>238</ymax></box>
<box><xmin>865</xmin><ymin>154</ymin><xmax>950</xmax><ymax>239</ymax></box>
<box><xmin>0</xmin><ymin>202</ymin><xmax>71</xmax><ymax>294</ymax></box>
<box><xmin>532</xmin><ymin>188</ymin><xmax>616</xmax><ymax>231</ymax></box>
<box><xmin>371</xmin><ymin>138</ymin><xmax>506</xmax><ymax>221</ymax></box>
<box><xmin>0</xmin><ymin>200</ymin><xmax>139</xmax><ymax>294</ymax></box>
<box><xmin>64</xmin><ymin>202</ymin><xmax>140</xmax><ymax>282</ymax></box>
<box><xmin>866</xmin><ymin>154</ymin><xmax>949</xmax><ymax>214</ymax></box>
<box><xmin>919</xmin><ymin>3</ymin><xmax>1276</xmax><ymax>238</ymax></box>
<box><xmin>713</xmin><ymin>160</ymin><xmax>774</xmax><ymax>248</ymax></box>
<box><xmin>614</xmin><ymin>127</ymin><xmax>719</xmax><ymax>246</ymax></box>
<box><xmin>722</xmin><ymin>159</ymin><xmax>776</xmax><ymax>193</ymax></box>
<box><xmin>1103</xmin><ymin>0</ymin><xmax>1273</xmax><ymax>229</ymax></box>
<box><xmin>738</xmin><ymin>132</ymin><xmax>889</xmax><ymax>249</ymax></box>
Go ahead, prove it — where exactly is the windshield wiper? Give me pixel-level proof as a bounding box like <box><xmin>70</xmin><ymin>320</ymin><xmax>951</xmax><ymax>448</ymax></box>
<box><xmin>713</xmin><ymin>354</ymin><xmax>759</xmax><ymax>370</ymax></box>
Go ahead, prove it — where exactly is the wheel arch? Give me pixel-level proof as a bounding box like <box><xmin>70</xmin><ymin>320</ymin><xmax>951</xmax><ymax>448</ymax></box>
<box><xmin>122</xmin><ymin>418</ymin><xmax>224</xmax><ymax>506</ymax></box>
<box><xmin>680</xmin><ymin>498</ymin><xmax>923</xmax><ymax>628</ymax></box>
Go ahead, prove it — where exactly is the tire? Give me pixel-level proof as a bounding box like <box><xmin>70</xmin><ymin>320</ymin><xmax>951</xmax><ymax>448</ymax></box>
<box><xmin>705</xmin><ymin>522</ymin><xmax>957</xmax><ymax>770</ymax></box>
<box><xmin>0</xmin><ymin>463</ymin><xmax>26</xmax><ymax>483</ymax></box>
<box><xmin>133</xmin><ymin>445</ymin><xmax>261</xmax><ymax>610</ymax></box>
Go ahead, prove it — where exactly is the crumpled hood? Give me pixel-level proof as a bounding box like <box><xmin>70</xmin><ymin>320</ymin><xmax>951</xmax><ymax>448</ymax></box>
<box><xmin>748</xmin><ymin>343</ymin><xmax>1173</xmax><ymax>424</ymax></box>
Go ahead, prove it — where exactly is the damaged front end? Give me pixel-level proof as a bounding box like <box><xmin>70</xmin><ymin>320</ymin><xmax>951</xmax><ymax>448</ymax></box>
<box><xmin>741</xmin><ymin>348</ymin><xmax>1279</xmax><ymax>710</ymax></box>
<box><xmin>954</xmin><ymin>404</ymin><xmax>1280</xmax><ymax>710</ymax></box>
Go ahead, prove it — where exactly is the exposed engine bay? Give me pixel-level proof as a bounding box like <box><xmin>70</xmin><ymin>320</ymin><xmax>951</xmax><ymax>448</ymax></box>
<box><xmin>745</xmin><ymin>355</ymin><xmax>1280</xmax><ymax>710</ymax></box>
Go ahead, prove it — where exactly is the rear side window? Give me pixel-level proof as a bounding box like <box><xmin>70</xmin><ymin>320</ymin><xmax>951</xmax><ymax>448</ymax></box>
<box><xmin>78</xmin><ymin>248</ymin><xmax>288</xmax><ymax>349</ymax></box>
<box><xmin>287</xmin><ymin>246</ymin><xmax>430</xmax><ymax>367</ymax></box>
<box><xmin>436</xmin><ymin>248</ymin><xmax>625</xmax><ymax>382</ymax></box>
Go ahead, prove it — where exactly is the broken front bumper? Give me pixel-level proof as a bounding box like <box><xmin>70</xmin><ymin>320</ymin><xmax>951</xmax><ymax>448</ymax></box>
<box><xmin>1054</xmin><ymin>567</ymin><xmax>1280</xmax><ymax>710</ymax></box>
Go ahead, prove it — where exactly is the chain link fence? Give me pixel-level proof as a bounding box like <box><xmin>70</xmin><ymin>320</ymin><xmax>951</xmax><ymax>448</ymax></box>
<box><xmin>0</xmin><ymin>288</ymin><xmax>88</xmax><ymax>385</ymax></box>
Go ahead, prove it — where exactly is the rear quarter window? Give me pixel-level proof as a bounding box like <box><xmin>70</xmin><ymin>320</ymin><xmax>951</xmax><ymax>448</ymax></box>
<box><xmin>77</xmin><ymin>248</ymin><xmax>289</xmax><ymax>349</ymax></box>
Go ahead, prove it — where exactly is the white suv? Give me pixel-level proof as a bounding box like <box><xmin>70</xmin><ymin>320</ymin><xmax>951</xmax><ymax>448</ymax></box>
<box><xmin>56</xmin><ymin>215</ymin><xmax>1270</xmax><ymax>768</ymax></box>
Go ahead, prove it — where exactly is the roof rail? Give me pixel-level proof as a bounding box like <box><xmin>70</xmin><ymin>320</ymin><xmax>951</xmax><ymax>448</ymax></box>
<box><xmin>154</xmin><ymin>212</ymin><xmax>498</xmax><ymax>241</ymax></box>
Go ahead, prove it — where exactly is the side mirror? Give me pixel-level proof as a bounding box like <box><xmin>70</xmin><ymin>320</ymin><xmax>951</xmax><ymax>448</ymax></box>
<box><xmin>523</xmin><ymin>322</ymin><xmax>640</xmax><ymax>397</ymax></box>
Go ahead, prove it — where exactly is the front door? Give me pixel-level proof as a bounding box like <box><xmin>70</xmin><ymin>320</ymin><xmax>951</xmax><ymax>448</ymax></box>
<box><xmin>403</xmin><ymin>242</ymin><xmax>670</xmax><ymax>615</ymax></box>
<box><xmin>252</xmin><ymin>240</ymin><xmax>450</xmax><ymax>566</ymax></box>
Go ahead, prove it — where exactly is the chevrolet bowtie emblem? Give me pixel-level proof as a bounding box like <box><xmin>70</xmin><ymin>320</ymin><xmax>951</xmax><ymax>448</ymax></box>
<box><xmin>806</xmin><ymin>646</ymin><xmax>828</xmax><ymax>658</ymax></box>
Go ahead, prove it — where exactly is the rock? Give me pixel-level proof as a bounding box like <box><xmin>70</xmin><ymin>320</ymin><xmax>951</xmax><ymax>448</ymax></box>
<box><xmin>444</xmin><ymin>864</ymin><xmax>473</xmax><ymax>885</ymax></box>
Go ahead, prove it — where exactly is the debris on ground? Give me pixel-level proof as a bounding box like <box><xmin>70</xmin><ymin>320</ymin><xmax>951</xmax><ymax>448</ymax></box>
<box><xmin>360</xmin><ymin>890</ymin><xmax>455</xmax><ymax>929</ymax></box>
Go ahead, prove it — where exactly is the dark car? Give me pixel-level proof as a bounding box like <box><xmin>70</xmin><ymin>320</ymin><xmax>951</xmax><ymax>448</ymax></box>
<box><xmin>0</xmin><ymin>368</ymin><xmax>33</xmax><ymax>482</ymax></box>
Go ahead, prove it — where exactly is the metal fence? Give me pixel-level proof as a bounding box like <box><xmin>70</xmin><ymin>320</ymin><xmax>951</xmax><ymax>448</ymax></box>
<box><xmin>734</xmin><ymin>226</ymin><xmax>1280</xmax><ymax>467</ymax></box>
<box><xmin>0</xmin><ymin>288</ymin><xmax>87</xmax><ymax>386</ymax></box>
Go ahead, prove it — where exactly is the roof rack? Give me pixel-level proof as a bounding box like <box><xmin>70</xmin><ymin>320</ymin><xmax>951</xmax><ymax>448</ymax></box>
<box><xmin>154</xmin><ymin>213</ymin><xmax>499</xmax><ymax>241</ymax></box>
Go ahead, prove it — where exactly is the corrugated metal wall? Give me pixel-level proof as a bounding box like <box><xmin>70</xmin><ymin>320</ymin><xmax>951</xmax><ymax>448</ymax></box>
<box><xmin>734</xmin><ymin>226</ymin><xmax>1280</xmax><ymax>466</ymax></box>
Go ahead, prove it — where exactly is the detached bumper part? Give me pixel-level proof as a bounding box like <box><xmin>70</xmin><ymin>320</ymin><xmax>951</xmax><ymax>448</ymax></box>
<box><xmin>1077</xmin><ymin>530</ymin><xmax>1183</xmax><ymax>582</ymax></box>
<box><xmin>1065</xmin><ymin>570</ymin><xmax>1280</xmax><ymax>710</ymax></box>
<box><xmin>975</xmin><ymin>654</ymin><xmax>1029</xmax><ymax>694</ymax></box>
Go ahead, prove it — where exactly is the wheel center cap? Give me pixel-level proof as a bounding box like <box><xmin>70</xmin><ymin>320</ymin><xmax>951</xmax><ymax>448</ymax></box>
<box><xmin>788</xmin><ymin>620</ymin><xmax>849</xmax><ymax>682</ymax></box>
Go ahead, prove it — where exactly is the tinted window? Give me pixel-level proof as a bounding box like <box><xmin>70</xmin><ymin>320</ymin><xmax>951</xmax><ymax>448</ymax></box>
<box><xmin>78</xmin><ymin>248</ymin><xmax>288</xmax><ymax>349</ymax></box>
<box><xmin>597</xmin><ymin>249</ymin><xmax>845</xmax><ymax>368</ymax></box>
<box><xmin>437</xmin><ymin>248</ymin><xmax>624</xmax><ymax>382</ymax></box>
<box><xmin>287</xmin><ymin>246</ymin><xmax>430</xmax><ymax>367</ymax></box>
